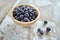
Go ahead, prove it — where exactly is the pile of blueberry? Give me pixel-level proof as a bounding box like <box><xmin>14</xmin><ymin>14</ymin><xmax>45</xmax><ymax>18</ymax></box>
<box><xmin>13</xmin><ymin>5</ymin><xmax>38</xmax><ymax>22</ymax></box>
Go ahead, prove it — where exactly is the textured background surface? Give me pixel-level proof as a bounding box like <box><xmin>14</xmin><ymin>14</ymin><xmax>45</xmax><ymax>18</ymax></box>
<box><xmin>0</xmin><ymin>0</ymin><xmax>60</xmax><ymax>40</ymax></box>
<box><xmin>0</xmin><ymin>0</ymin><xmax>16</xmax><ymax>23</ymax></box>
<box><xmin>0</xmin><ymin>15</ymin><xmax>57</xmax><ymax>40</ymax></box>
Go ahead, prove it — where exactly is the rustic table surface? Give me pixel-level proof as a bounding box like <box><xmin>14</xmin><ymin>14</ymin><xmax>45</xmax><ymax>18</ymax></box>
<box><xmin>0</xmin><ymin>0</ymin><xmax>60</xmax><ymax>40</ymax></box>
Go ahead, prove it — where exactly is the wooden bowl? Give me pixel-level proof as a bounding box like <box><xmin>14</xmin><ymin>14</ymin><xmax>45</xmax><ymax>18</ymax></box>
<box><xmin>10</xmin><ymin>4</ymin><xmax>40</xmax><ymax>27</ymax></box>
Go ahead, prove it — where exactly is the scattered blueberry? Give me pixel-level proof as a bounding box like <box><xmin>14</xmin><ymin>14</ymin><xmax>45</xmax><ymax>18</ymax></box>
<box><xmin>13</xmin><ymin>5</ymin><xmax>38</xmax><ymax>22</ymax></box>
<box><xmin>40</xmin><ymin>31</ymin><xmax>44</xmax><ymax>35</ymax></box>
<box><xmin>44</xmin><ymin>20</ymin><xmax>48</xmax><ymax>24</ymax></box>
<box><xmin>38</xmin><ymin>28</ymin><xmax>41</xmax><ymax>32</ymax></box>
<box><xmin>46</xmin><ymin>27</ymin><xmax>51</xmax><ymax>32</ymax></box>
<box><xmin>37</xmin><ymin>28</ymin><xmax>44</xmax><ymax>35</ymax></box>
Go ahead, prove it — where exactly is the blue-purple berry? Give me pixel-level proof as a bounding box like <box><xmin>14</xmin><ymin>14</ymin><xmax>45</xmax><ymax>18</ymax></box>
<box><xmin>44</xmin><ymin>21</ymin><xmax>48</xmax><ymax>24</ymax></box>
<box><xmin>46</xmin><ymin>27</ymin><xmax>51</xmax><ymax>32</ymax></box>
<box><xmin>40</xmin><ymin>31</ymin><xmax>44</xmax><ymax>35</ymax></box>
<box><xmin>23</xmin><ymin>17</ymin><xmax>30</xmax><ymax>22</ymax></box>
<box><xmin>19</xmin><ymin>15</ymin><xmax>24</xmax><ymax>20</ymax></box>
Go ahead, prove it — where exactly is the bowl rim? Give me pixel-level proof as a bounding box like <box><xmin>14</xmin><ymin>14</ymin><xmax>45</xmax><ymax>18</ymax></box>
<box><xmin>10</xmin><ymin>4</ymin><xmax>40</xmax><ymax>24</ymax></box>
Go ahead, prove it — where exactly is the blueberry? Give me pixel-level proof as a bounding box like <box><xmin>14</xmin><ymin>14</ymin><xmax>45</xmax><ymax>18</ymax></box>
<box><xmin>19</xmin><ymin>15</ymin><xmax>24</xmax><ymax>20</ymax></box>
<box><xmin>19</xmin><ymin>8</ymin><xmax>24</xmax><ymax>13</ymax></box>
<box><xmin>33</xmin><ymin>9</ymin><xmax>36</xmax><ymax>12</ymax></box>
<box><xmin>44</xmin><ymin>21</ymin><xmax>48</xmax><ymax>24</ymax></box>
<box><xmin>46</xmin><ymin>27</ymin><xmax>51</xmax><ymax>32</ymax></box>
<box><xmin>29</xmin><ymin>9</ymin><xmax>33</xmax><ymax>12</ymax></box>
<box><xmin>31</xmin><ymin>9</ymin><xmax>36</xmax><ymax>14</ymax></box>
<box><xmin>29</xmin><ymin>13</ymin><xmax>33</xmax><ymax>17</ymax></box>
<box><xmin>32</xmin><ymin>16</ymin><xmax>35</xmax><ymax>20</ymax></box>
<box><xmin>14</xmin><ymin>16</ymin><xmax>17</xmax><ymax>19</ymax></box>
<box><xmin>17</xmin><ymin>7</ymin><xmax>24</xmax><ymax>12</ymax></box>
<box><xmin>16</xmin><ymin>13</ymin><xmax>21</xmax><ymax>17</ymax></box>
<box><xmin>21</xmin><ymin>9</ymin><xmax>24</xmax><ymax>13</ymax></box>
<box><xmin>25</xmin><ymin>11</ymin><xmax>28</xmax><ymax>13</ymax></box>
<box><xmin>14</xmin><ymin>8</ymin><xmax>24</xmax><ymax>16</ymax></box>
<box><xmin>15</xmin><ymin>17</ymin><xmax>20</xmax><ymax>21</ymax></box>
<box><xmin>18</xmin><ymin>11</ymin><xmax>21</xmax><ymax>14</ymax></box>
<box><xmin>31</xmin><ymin>11</ymin><xmax>35</xmax><ymax>15</ymax></box>
<box><xmin>24</xmin><ymin>13</ymin><xmax>29</xmax><ymax>17</ymax></box>
<box><xmin>23</xmin><ymin>17</ymin><xmax>30</xmax><ymax>22</ymax></box>
<box><xmin>22</xmin><ymin>5</ymin><xmax>28</xmax><ymax>11</ymax></box>
<box><xmin>18</xmin><ymin>9</ymin><xmax>24</xmax><ymax>15</ymax></box>
<box><xmin>30</xmin><ymin>19</ymin><xmax>33</xmax><ymax>21</ymax></box>
<box><xmin>24</xmin><ymin>8</ymin><xmax>28</xmax><ymax>11</ymax></box>
<box><xmin>29</xmin><ymin>17</ymin><xmax>33</xmax><ymax>21</ymax></box>
<box><xmin>34</xmin><ymin>11</ymin><xmax>37</xmax><ymax>13</ymax></box>
<box><xmin>13</xmin><ymin>8</ymin><xmax>20</xmax><ymax>13</ymax></box>
<box><xmin>32</xmin><ymin>9</ymin><xmax>37</xmax><ymax>16</ymax></box>
<box><xmin>40</xmin><ymin>31</ymin><xmax>44</xmax><ymax>35</ymax></box>
<box><xmin>38</xmin><ymin>28</ymin><xmax>41</xmax><ymax>32</ymax></box>
<box><xmin>37</xmin><ymin>28</ymin><xmax>44</xmax><ymax>35</ymax></box>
